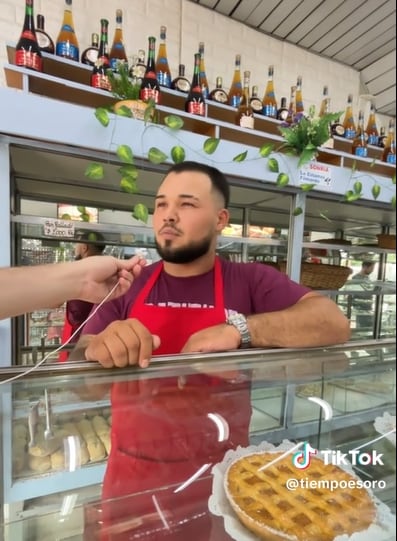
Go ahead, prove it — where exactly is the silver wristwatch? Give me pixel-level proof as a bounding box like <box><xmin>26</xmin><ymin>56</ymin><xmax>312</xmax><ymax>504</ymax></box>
<box><xmin>226</xmin><ymin>313</ymin><xmax>251</xmax><ymax>348</ymax></box>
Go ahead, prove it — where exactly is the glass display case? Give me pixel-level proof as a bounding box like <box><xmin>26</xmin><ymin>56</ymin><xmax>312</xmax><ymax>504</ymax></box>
<box><xmin>0</xmin><ymin>340</ymin><xmax>395</xmax><ymax>540</ymax></box>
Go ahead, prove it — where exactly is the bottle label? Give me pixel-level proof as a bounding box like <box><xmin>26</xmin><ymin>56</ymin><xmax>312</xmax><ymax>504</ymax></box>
<box><xmin>21</xmin><ymin>30</ymin><xmax>36</xmax><ymax>41</ymax></box>
<box><xmin>140</xmin><ymin>87</ymin><xmax>160</xmax><ymax>104</ymax></box>
<box><xmin>230</xmin><ymin>95</ymin><xmax>241</xmax><ymax>108</ymax></box>
<box><xmin>37</xmin><ymin>33</ymin><xmax>52</xmax><ymax>50</ymax></box>
<box><xmin>15</xmin><ymin>50</ymin><xmax>42</xmax><ymax>71</ymax></box>
<box><xmin>56</xmin><ymin>41</ymin><xmax>79</xmax><ymax>61</ymax></box>
<box><xmin>344</xmin><ymin>128</ymin><xmax>356</xmax><ymax>139</ymax></box>
<box><xmin>367</xmin><ymin>134</ymin><xmax>378</xmax><ymax>145</ymax></box>
<box><xmin>91</xmin><ymin>73</ymin><xmax>111</xmax><ymax>91</ymax></box>
<box><xmin>157</xmin><ymin>71</ymin><xmax>171</xmax><ymax>87</ymax></box>
<box><xmin>187</xmin><ymin>101</ymin><xmax>206</xmax><ymax>116</ymax></box>
<box><xmin>386</xmin><ymin>153</ymin><xmax>396</xmax><ymax>164</ymax></box>
<box><xmin>174</xmin><ymin>79</ymin><xmax>190</xmax><ymax>93</ymax></box>
<box><xmin>250</xmin><ymin>99</ymin><xmax>263</xmax><ymax>113</ymax></box>
<box><xmin>211</xmin><ymin>90</ymin><xmax>228</xmax><ymax>103</ymax></box>
<box><xmin>263</xmin><ymin>104</ymin><xmax>277</xmax><ymax>117</ymax></box>
<box><xmin>239</xmin><ymin>113</ymin><xmax>254</xmax><ymax>129</ymax></box>
<box><xmin>354</xmin><ymin>147</ymin><xmax>368</xmax><ymax>157</ymax></box>
<box><xmin>61</xmin><ymin>24</ymin><xmax>74</xmax><ymax>33</ymax></box>
<box><xmin>201</xmin><ymin>85</ymin><xmax>209</xmax><ymax>99</ymax></box>
<box><xmin>110</xmin><ymin>57</ymin><xmax>127</xmax><ymax>71</ymax></box>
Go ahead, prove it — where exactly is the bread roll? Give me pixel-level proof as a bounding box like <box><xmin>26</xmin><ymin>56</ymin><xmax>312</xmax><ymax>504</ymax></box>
<box><xmin>29</xmin><ymin>454</ymin><xmax>51</xmax><ymax>473</ymax></box>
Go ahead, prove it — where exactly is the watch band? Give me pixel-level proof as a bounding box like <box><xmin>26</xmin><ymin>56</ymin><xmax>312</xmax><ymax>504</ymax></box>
<box><xmin>226</xmin><ymin>312</ymin><xmax>251</xmax><ymax>348</ymax></box>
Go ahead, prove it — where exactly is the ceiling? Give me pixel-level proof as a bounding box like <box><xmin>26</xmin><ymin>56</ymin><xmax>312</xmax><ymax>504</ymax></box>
<box><xmin>189</xmin><ymin>0</ymin><xmax>396</xmax><ymax>117</ymax></box>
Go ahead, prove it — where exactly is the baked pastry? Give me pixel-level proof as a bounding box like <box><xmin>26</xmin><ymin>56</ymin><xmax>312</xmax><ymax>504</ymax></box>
<box><xmin>224</xmin><ymin>452</ymin><xmax>376</xmax><ymax>541</ymax></box>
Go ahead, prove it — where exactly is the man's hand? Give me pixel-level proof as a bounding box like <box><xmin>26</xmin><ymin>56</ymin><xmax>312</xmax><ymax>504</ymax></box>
<box><xmin>76</xmin><ymin>255</ymin><xmax>146</xmax><ymax>304</ymax></box>
<box><xmin>85</xmin><ymin>319</ymin><xmax>161</xmax><ymax>368</ymax></box>
<box><xmin>181</xmin><ymin>322</ymin><xmax>241</xmax><ymax>353</ymax></box>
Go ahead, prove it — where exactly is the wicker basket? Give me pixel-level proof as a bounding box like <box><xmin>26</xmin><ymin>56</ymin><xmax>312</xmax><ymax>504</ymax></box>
<box><xmin>279</xmin><ymin>261</ymin><xmax>352</xmax><ymax>290</ymax></box>
<box><xmin>377</xmin><ymin>234</ymin><xmax>396</xmax><ymax>250</ymax></box>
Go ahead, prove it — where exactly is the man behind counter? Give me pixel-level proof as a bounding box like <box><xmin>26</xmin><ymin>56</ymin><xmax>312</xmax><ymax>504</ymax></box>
<box><xmin>72</xmin><ymin>160</ymin><xmax>351</xmax><ymax>365</ymax></box>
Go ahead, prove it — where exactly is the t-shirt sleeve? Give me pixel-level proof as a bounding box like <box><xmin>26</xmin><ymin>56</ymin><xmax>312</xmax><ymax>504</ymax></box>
<box><xmin>80</xmin><ymin>297</ymin><xmax>126</xmax><ymax>336</ymax></box>
<box><xmin>250</xmin><ymin>263</ymin><xmax>312</xmax><ymax>313</ymax></box>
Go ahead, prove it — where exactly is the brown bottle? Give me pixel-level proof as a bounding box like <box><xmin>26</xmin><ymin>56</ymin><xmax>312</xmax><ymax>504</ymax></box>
<box><xmin>56</xmin><ymin>0</ymin><xmax>79</xmax><ymax>61</ymax></box>
<box><xmin>171</xmin><ymin>64</ymin><xmax>190</xmax><ymax>93</ymax></box>
<box><xmin>109</xmin><ymin>9</ymin><xmax>128</xmax><ymax>72</ymax></box>
<box><xmin>277</xmin><ymin>97</ymin><xmax>289</xmax><ymax>122</ymax></box>
<box><xmin>228</xmin><ymin>54</ymin><xmax>243</xmax><ymax>108</ymax></box>
<box><xmin>377</xmin><ymin>126</ymin><xmax>387</xmax><ymax>148</ymax></box>
<box><xmin>208</xmin><ymin>76</ymin><xmax>228</xmax><ymax>104</ymax></box>
<box><xmin>36</xmin><ymin>14</ymin><xmax>54</xmax><ymax>54</ymax></box>
<box><xmin>352</xmin><ymin>110</ymin><xmax>368</xmax><ymax>157</ymax></box>
<box><xmin>155</xmin><ymin>26</ymin><xmax>172</xmax><ymax>87</ymax></box>
<box><xmin>90</xmin><ymin>19</ymin><xmax>111</xmax><ymax>91</ymax></box>
<box><xmin>250</xmin><ymin>85</ymin><xmax>264</xmax><ymax>114</ymax></box>
<box><xmin>185</xmin><ymin>53</ymin><xmax>205</xmax><ymax>116</ymax></box>
<box><xmin>342</xmin><ymin>94</ymin><xmax>356</xmax><ymax>139</ymax></box>
<box><xmin>198</xmin><ymin>42</ymin><xmax>209</xmax><ymax>99</ymax></box>
<box><xmin>15</xmin><ymin>0</ymin><xmax>42</xmax><ymax>72</ymax></box>
<box><xmin>382</xmin><ymin>119</ymin><xmax>396</xmax><ymax>164</ymax></box>
<box><xmin>295</xmin><ymin>76</ymin><xmax>304</xmax><ymax>115</ymax></box>
<box><xmin>262</xmin><ymin>65</ymin><xmax>277</xmax><ymax>117</ymax></box>
<box><xmin>140</xmin><ymin>37</ymin><xmax>161</xmax><ymax>104</ymax></box>
<box><xmin>286</xmin><ymin>86</ymin><xmax>297</xmax><ymax>124</ymax></box>
<box><xmin>319</xmin><ymin>86</ymin><xmax>329</xmax><ymax>117</ymax></box>
<box><xmin>235</xmin><ymin>71</ymin><xmax>254</xmax><ymax>129</ymax></box>
<box><xmin>81</xmin><ymin>33</ymin><xmax>99</xmax><ymax>66</ymax></box>
<box><xmin>365</xmin><ymin>103</ymin><xmax>379</xmax><ymax>146</ymax></box>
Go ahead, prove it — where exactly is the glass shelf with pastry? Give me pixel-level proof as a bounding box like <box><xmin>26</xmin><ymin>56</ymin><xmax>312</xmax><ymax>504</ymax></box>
<box><xmin>0</xmin><ymin>339</ymin><xmax>395</xmax><ymax>541</ymax></box>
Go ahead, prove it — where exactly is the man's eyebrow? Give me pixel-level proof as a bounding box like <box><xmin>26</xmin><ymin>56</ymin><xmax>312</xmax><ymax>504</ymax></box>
<box><xmin>155</xmin><ymin>194</ymin><xmax>200</xmax><ymax>201</ymax></box>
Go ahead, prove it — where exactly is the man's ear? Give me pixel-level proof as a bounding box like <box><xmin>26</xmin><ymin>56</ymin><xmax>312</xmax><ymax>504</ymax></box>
<box><xmin>217</xmin><ymin>208</ymin><xmax>230</xmax><ymax>232</ymax></box>
<box><xmin>81</xmin><ymin>243</ymin><xmax>89</xmax><ymax>257</ymax></box>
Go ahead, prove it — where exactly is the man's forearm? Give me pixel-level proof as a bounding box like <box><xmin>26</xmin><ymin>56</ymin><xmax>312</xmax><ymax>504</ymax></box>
<box><xmin>68</xmin><ymin>335</ymin><xmax>93</xmax><ymax>361</ymax></box>
<box><xmin>247</xmin><ymin>294</ymin><xmax>351</xmax><ymax>348</ymax></box>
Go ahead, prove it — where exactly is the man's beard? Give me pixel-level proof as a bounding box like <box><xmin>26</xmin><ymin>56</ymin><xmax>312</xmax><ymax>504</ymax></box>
<box><xmin>155</xmin><ymin>234</ymin><xmax>212</xmax><ymax>264</ymax></box>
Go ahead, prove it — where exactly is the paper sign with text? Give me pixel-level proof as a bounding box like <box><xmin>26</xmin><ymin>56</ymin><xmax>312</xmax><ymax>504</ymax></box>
<box><xmin>44</xmin><ymin>219</ymin><xmax>75</xmax><ymax>238</ymax></box>
<box><xmin>299</xmin><ymin>162</ymin><xmax>332</xmax><ymax>190</ymax></box>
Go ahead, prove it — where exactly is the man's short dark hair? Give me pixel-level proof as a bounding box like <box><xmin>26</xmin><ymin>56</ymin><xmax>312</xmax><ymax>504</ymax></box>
<box><xmin>164</xmin><ymin>161</ymin><xmax>230</xmax><ymax>208</ymax></box>
<box><xmin>362</xmin><ymin>260</ymin><xmax>375</xmax><ymax>268</ymax></box>
<box><xmin>76</xmin><ymin>231</ymin><xmax>106</xmax><ymax>254</ymax></box>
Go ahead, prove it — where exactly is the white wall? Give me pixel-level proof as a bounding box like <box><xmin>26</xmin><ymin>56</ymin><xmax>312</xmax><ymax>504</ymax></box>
<box><xmin>0</xmin><ymin>0</ymin><xmax>391</xmax><ymax>127</ymax></box>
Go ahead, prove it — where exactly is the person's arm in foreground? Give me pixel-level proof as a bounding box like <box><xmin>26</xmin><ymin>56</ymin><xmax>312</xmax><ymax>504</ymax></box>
<box><xmin>183</xmin><ymin>292</ymin><xmax>351</xmax><ymax>353</ymax></box>
<box><xmin>0</xmin><ymin>255</ymin><xmax>146</xmax><ymax>320</ymax></box>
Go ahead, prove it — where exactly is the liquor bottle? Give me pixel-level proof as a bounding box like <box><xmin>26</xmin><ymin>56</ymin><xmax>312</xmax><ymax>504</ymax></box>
<box><xmin>330</xmin><ymin>117</ymin><xmax>345</xmax><ymax>137</ymax></box>
<box><xmin>109</xmin><ymin>9</ymin><xmax>128</xmax><ymax>72</ymax></box>
<box><xmin>365</xmin><ymin>103</ymin><xmax>379</xmax><ymax>146</ymax></box>
<box><xmin>155</xmin><ymin>26</ymin><xmax>172</xmax><ymax>87</ymax></box>
<box><xmin>286</xmin><ymin>86</ymin><xmax>297</xmax><ymax>124</ymax></box>
<box><xmin>185</xmin><ymin>53</ymin><xmax>205</xmax><ymax>116</ymax></box>
<box><xmin>36</xmin><ymin>14</ymin><xmax>55</xmax><ymax>54</ymax></box>
<box><xmin>15</xmin><ymin>0</ymin><xmax>42</xmax><ymax>72</ymax></box>
<box><xmin>140</xmin><ymin>37</ymin><xmax>161</xmax><ymax>104</ymax></box>
<box><xmin>130</xmin><ymin>49</ymin><xmax>146</xmax><ymax>84</ymax></box>
<box><xmin>81</xmin><ymin>33</ymin><xmax>99</xmax><ymax>66</ymax></box>
<box><xmin>198</xmin><ymin>42</ymin><xmax>209</xmax><ymax>99</ymax></box>
<box><xmin>342</xmin><ymin>94</ymin><xmax>356</xmax><ymax>139</ymax></box>
<box><xmin>235</xmin><ymin>71</ymin><xmax>254</xmax><ymax>129</ymax></box>
<box><xmin>382</xmin><ymin>119</ymin><xmax>396</xmax><ymax>164</ymax></box>
<box><xmin>90</xmin><ymin>19</ymin><xmax>111</xmax><ymax>91</ymax></box>
<box><xmin>227</xmin><ymin>54</ymin><xmax>243</xmax><ymax>108</ymax></box>
<box><xmin>56</xmin><ymin>0</ymin><xmax>79</xmax><ymax>62</ymax></box>
<box><xmin>249</xmin><ymin>85</ymin><xmax>263</xmax><ymax>114</ymax></box>
<box><xmin>377</xmin><ymin>126</ymin><xmax>387</xmax><ymax>148</ymax></box>
<box><xmin>262</xmin><ymin>65</ymin><xmax>277</xmax><ymax>118</ymax></box>
<box><xmin>319</xmin><ymin>86</ymin><xmax>329</xmax><ymax>117</ymax></box>
<box><xmin>295</xmin><ymin>76</ymin><xmax>304</xmax><ymax>115</ymax></box>
<box><xmin>171</xmin><ymin>64</ymin><xmax>190</xmax><ymax>93</ymax></box>
<box><xmin>208</xmin><ymin>76</ymin><xmax>228</xmax><ymax>104</ymax></box>
<box><xmin>352</xmin><ymin>111</ymin><xmax>368</xmax><ymax>157</ymax></box>
<box><xmin>276</xmin><ymin>97</ymin><xmax>289</xmax><ymax>122</ymax></box>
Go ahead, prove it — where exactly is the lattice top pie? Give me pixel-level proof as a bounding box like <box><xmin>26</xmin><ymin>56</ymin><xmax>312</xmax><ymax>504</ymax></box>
<box><xmin>224</xmin><ymin>452</ymin><xmax>376</xmax><ymax>541</ymax></box>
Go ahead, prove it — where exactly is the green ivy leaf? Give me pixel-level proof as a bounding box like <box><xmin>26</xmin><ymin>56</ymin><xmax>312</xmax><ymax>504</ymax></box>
<box><xmin>353</xmin><ymin>181</ymin><xmax>362</xmax><ymax>194</ymax></box>
<box><xmin>88</xmin><ymin>232</ymin><xmax>98</xmax><ymax>242</ymax></box>
<box><xmin>118</xmin><ymin>164</ymin><xmax>138</xmax><ymax>180</ymax></box>
<box><xmin>77</xmin><ymin>206</ymin><xmax>86</xmax><ymax>214</ymax></box>
<box><xmin>259</xmin><ymin>144</ymin><xmax>273</xmax><ymax>157</ymax></box>
<box><xmin>371</xmin><ymin>184</ymin><xmax>381</xmax><ymax>200</ymax></box>
<box><xmin>233</xmin><ymin>150</ymin><xmax>248</xmax><ymax>162</ymax></box>
<box><xmin>276</xmin><ymin>173</ymin><xmax>289</xmax><ymax>187</ymax></box>
<box><xmin>164</xmin><ymin>115</ymin><xmax>184</xmax><ymax>130</ymax></box>
<box><xmin>300</xmin><ymin>183</ymin><xmax>316</xmax><ymax>192</ymax></box>
<box><xmin>267</xmin><ymin>157</ymin><xmax>279</xmax><ymax>172</ymax></box>
<box><xmin>117</xmin><ymin>145</ymin><xmax>134</xmax><ymax>164</ymax></box>
<box><xmin>95</xmin><ymin>107</ymin><xmax>110</xmax><ymax>127</ymax></box>
<box><xmin>80</xmin><ymin>213</ymin><xmax>90</xmax><ymax>222</ymax></box>
<box><xmin>392</xmin><ymin>175</ymin><xmax>396</xmax><ymax>185</ymax></box>
<box><xmin>148</xmin><ymin>147</ymin><xmax>168</xmax><ymax>164</ymax></box>
<box><xmin>133</xmin><ymin>203</ymin><xmax>149</xmax><ymax>223</ymax></box>
<box><xmin>171</xmin><ymin>146</ymin><xmax>186</xmax><ymax>164</ymax></box>
<box><xmin>298</xmin><ymin>148</ymin><xmax>317</xmax><ymax>168</ymax></box>
<box><xmin>203</xmin><ymin>138</ymin><xmax>220</xmax><ymax>155</ymax></box>
<box><xmin>391</xmin><ymin>195</ymin><xmax>396</xmax><ymax>209</ymax></box>
<box><xmin>120</xmin><ymin>177</ymin><xmax>137</xmax><ymax>193</ymax></box>
<box><xmin>344</xmin><ymin>190</ymin><xmax>361</xmax><ymax>202</ymax></box>
<box><xmin>114</xmin><ymin>105</ymin><xmax>133</xmax><ymax>118</ymax></box>
<box><xmin>351</xmin><ymin>160</ymin><xmax>357</xmax><ymax>175</ymax></box>
<box><xmin>85</xmin><ymin>163</ymin><xmax>104</xmax><ymax>180</ymax></box>
<box><xmin>293</xmin><ymin>207</ymin><xmax>303</xmax><ymax>216</ymax></box>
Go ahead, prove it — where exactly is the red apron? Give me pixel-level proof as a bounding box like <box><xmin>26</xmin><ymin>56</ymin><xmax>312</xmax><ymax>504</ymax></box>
<box><xmin>97</xmin><ymin>258</ymin><xmax>252</xmax><ymax>541</ymax></box>
<box><xmin>58</xmin><ymin>315</ymin><xmax>73</xmax><ymax>362</ymax></box>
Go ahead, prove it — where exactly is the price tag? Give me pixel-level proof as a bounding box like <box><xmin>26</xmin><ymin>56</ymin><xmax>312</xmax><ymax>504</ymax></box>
<box><xmin>43</xmin><ymin>219</ymin><xmax>75</xmax><ymax>238</ymax></box>
<box><xmin>299</xmin><ymin>162</ymin><xmax>332</xmax><ymax>190</ymax></box>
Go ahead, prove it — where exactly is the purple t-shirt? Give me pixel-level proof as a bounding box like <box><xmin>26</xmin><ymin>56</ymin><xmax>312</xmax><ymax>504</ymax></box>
<box><xmin>82</xmin><ymin>259</ymin><xmax>311</xmax><ymax>335</ymax></box>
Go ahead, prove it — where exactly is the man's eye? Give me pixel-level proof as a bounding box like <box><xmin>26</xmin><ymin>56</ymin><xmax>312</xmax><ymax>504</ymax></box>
<box><xmin>156</xmin><ymin>202</ymin><xmax>166</xmax><ymax>208</ymax></box>
<box><xmin>181</xmin><ymin>202</ymin><xmax>194</xmax><ymax>207</ymax></box>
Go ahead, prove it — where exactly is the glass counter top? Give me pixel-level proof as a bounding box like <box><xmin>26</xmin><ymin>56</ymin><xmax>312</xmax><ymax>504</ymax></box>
<box><xmin>0</xmin><ymin>340</ymin><xmax>395</xmax><ymax>541</ymax></box>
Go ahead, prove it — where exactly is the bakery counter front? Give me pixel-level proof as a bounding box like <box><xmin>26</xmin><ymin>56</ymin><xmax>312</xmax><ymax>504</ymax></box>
<box><xmin>0</xmin><ymin>340</ymin><xmax>395</xmax><ymax>541</ymax></box>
